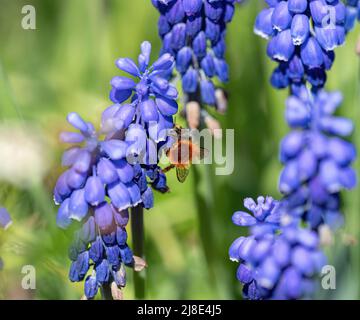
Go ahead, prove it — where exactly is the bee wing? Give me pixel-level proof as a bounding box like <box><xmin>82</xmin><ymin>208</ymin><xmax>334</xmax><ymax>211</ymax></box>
<box><xmin>176</xmin><ymin>166</ymin><xmax>189</xmax><ymax>183</ymax></box>
<box><xmin>199</xmin><ymin>147</ymin><xmax>209</xmax><ymax>160</ymax></box>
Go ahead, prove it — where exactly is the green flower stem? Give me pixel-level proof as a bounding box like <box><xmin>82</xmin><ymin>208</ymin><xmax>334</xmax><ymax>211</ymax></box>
<box><xmin>131</xmin><ymin>205</ymin><xmax>145</xmax><ymax>299</ymax></box>
<box><xmin>100</xmin><ymin>283</ymin><xmax>113</xmax><ymax>300</ymax></box>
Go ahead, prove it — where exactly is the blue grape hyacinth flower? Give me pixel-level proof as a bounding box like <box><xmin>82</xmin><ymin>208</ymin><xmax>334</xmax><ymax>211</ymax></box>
<box><xmin>54</xmin><ymin>41</ymin><xmax>178</xmax><ymax>299</ymax></box>
<box><xmin>279</xmin><ymin>86</ymin><xmax>356</xmax><ymax>229</ymax></box>
<box><xmin>152</xmin><ymin>0</ymin><xmax>240</xmax><ymax>110</ymax></box>
<box><xmin>54</xmin><ymin>113</ymin><xmax>148</xmax><ymax>299</ymax></box>
<box><xmin>230</xmin><ymin>197</ymin><xmax>326</xmax><ymax>300</ymax></box>
<box><xmin>0</xmin><ymin>207</ymin><xmax>12</xmax><ymax>230</ymax></box>
<box><xmin>255</xmin><ymin>0</ymin><xmax>346</xmax><ymax>89</ymax></box>
<box><xmin>344</xmin><ymin>0</ymin><xmax>360</xmax><ymax>32</ymax></box>
<box><xmin>0</xmin><ymin>207</ymin><xmax>11</xmax><ymax>271</ymax></box>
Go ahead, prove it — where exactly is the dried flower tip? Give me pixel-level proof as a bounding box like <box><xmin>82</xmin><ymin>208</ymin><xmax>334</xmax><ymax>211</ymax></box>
<box><xmin>342</xmin><ymin>233</ymin><xmax>358</xmax><ymax>246</ymax></box>
<box><xmin>215</xmin><ymin>89</ymin><xmax>228</xmax><ymax>114</ymax></box>
<box><xmin>204</xmin><ymin>115</ymin><xmax>222</xmax><ymax>139</ymax></box>
<box><xmin>319</xmin><ymin>224</ymin><xmax>333</xmax><ymax>247</ymax></box>
<box><xmin>356</xmin><ymin>36</ymin><xmax>360</xmax><ymax>57</ymax></box>
<box><xmin>111</xmin><ymin>282</ymin><xmax>124</xmax><ymax>300</ymax></box>
<box><xmin>186</xmin><ymin>101</ymin><xmax>201</xmax><ymax>129</ymax></box>
<box><xmin>133</xmin><ymin>256</ymin><xmax>148</xmax><ymax>272</ymax></box>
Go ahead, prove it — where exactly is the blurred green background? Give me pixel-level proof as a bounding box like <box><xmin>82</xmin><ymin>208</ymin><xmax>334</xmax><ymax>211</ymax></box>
<box><xmin>0</xmin><ymin>0</ymin><xmax>359</xmax><ymax>300</ymax></box>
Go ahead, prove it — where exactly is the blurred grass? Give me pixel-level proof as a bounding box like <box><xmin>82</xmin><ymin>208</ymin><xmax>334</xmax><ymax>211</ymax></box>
<box><xmin>0</xmin><ymin>0</ymin><xmax>359</xmax><ymax>299</ymax></box>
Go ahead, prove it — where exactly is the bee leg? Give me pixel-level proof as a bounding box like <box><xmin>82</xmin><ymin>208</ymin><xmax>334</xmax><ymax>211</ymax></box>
<box><xmin>162</xmin><ymin>164</ymin><xmax>175</xmax><ymax>173</ymax></box>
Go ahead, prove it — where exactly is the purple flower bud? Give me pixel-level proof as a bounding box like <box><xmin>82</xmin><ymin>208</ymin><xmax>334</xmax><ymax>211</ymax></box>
<box><xmin>328</xmin><ymin>138</ymin><xmax>356</xmax><ymax>166</ymax></box>
<box><xmin>156</xmin><ymin>96</ymin><xmax>178</xmax><ymax>116</ymax></box>
<box><xmin>250</xmin><ymin>239</ymin><xmax>272</xmax><ymax>264</ymax></box>
<box><xmin>80</xmin><ymin>216</ymin><xmax>96</xmax><ymax>244</ymax></box>
<box><xmin>67</xmin><ymin>112</ymin><xmax>88</xmax><ymax>132</ymax></box>
<box><xmin>270</xmin><ymin>65</ymin><xmax>289</xmax><ymax>88</ymax></box>
<box><xmin>60</xmin><ymin>132</ymin><xmax>85</xmax><ymax>144</ymax></box>
<box><xmin>232</xmin><ymin>211</ymin><xmax>257</xmax><ymax>226</ymax></box>
<box><xmin>139</xmin><ymin>41</ymin><xmax>152</xmax><ymax>72</ymax></box>
<box><xmin>183</xmin><ymin>0</ymin><xmax>202</xmax><ymax>16</ymax></box>
<box><xmin>106</xmin><ymin>245</ymin><xmax>121</xmax><ymax>268</ymax></box>
<box><xmin>237</xmin><ymin>263</ymin><xmax>253</xmax><ymax>284</ymax></box>
<box><xmin>170</xmin><ymin>23</ymin><xmax>187</xmax><ymax>51</ymax></box>
<box><xmin>200</xmin><ymin>80</ymin><xmax>216</xmax><ymax>105</ymax></box>
<box><xmin>139</xmin><ymin>98</ymin><xmax>159</xmax><ymax>122</ymax></box>
<box><xmin>315</xmin><ymin>26</ymin><xmax>345</xmax><ymax>51</ymax></box>
<box><xmin>300</xmin><ymin>37</ymin><xmax>324</xmax><ymax>68</ymax></box>
<box><xmin>0</xmin><ymin>208</ymin><xmax>12</xmax><ymax>230</ymax></box>
<box><xmin>254</xmin><ymin>8</ymin><xmax>275</xmax><ymax>39</ymax></box>
<box><xmin>270</xmin><ymin>30</ymin><xmax>295</xmax><ymax>61</ymax></box>
<box><xmin>186</xmin><ymin>14</ymin><xmax>203</xmax><ymax>37</ymax></box>
<box><xmin>113</xmin><ymin>159</ymin><xmax>135</xmax><ymax>184</ymax></box>
<box><xmin>298</xmin><ymin>149</ymin><xmax>317</xmax><ymax>181</ymax></box>
<box><xmin>101</xmin><ymin>140</ymin><xmax>128</xmax><ymax>160</ymax></box>
<box><xmin>89</xmin><ymin>237</ymin><xmax>104</xmax><ymax>263</ymax></box>
<box><xmin>193</xmin><ymin>31</ymin><xmax>207</xmax><ymax>58</ymax></box>
<box><xmin>97</xmin><ymin>158</ymin><xmax>118</xmax><ymax>185</ymax></box>
<box><xmin>291</xmin><ymin>247</ymin><xmax>314</xmax><ymax>275</ymax></box>
<box><xmin>280</xmin><ymin>131</ymin><xmax>304</xmax><ymax>162</ymax></box>
<box><xmin>107</xmin><ymin>182</ymin><xmax>131</xmax><ymax>211</ymax></box>
<box><xmin>113</xmin><ymin>207</ymin><xmax>129</xmax><ymax>227</ymax></box>
<box><xmin>214</xmin><ymin>58</ymin><xmax>229</xmax><ymax>82</ymax></box>
<box><xmin>204</xmin><ymin>0</ymin><xmax>223</xmax><ymax>21</ymax></box>
<box><xmin>165</xmin><ymin>0</ymin><xmax>185</xmax><ymax>24</ymax></box>
<box><xmin>205</xmin><ymin>18</ymin><xmax>221</xmax><ymax>43</ymax></box>
<box><xmin>213</xmin><ymin>38</ymin><xmax>225</xmax><ymax>58</ymax></box>
<box><xmin>85</xmin><ymin>176</ymin><xmax>105</xmax><ymax>206</ymax></box>
<box><xmin>285</xmin><ymin>96</ymin><xmax>310</xmax><ymax>127</ymax></box>
<box><xmin>72</xmin><ymin>150</ymin><xmax>92</xmax><ymax>173</ymax></box>
<box><xmin>141</xmin><ymin>187</ymin><xmax>154</xmax><ymax>209</ymax></box>
<box><xmin>201</xmin><ymin>54</ymin><xmax>216</xmax><ymax>78</ymax></box>
<box><xmin>280</xmin><ymin>267</ymin><xmax>302</xmax><ymax>299</ymax></box>
<box><xmin>309</xmin><ymin>0</ymin><xmax>330</xmax><ymax>26</ymax></box>
<box><xmin>120</xmin><ymin>246</ymin><xmax>134</xmax><ymax>265</ymax></box>
<box><xmin>288</xmin><ymin>0</ymin><xmax>308</xmax><ymax>13</ymax></box>
<box><xmin>96</xmin><ymin>259</ymin><xmax>110</xmax><ymax>284</ymax></box>
<box><xmin>272</xmin><ymin>1</ymin><xmax>292</xmax><ymax>31</ymax></box>
<box><xmin>94</xmin><ymin>202</ymin><xmax>114</xmax><ymax>232</ymax></box>
<box><xmin>57</xmin><ymin>198</ymin><xmax>72</xmax><ymax>229</ymax></box>
<box><xmin>224</xmin><ymin>3</ymin><xmax>235</xmax><ymax>23</ymax></box>
<box><xmin>153</xmin><ymin>53</ymin><xmax>174</xmax><ymax>71</ymax></box>
<box><xmin>84</xmin><ymin>275</ymin><xmax>99</xmax><ymax>299</ymax></box>
<box><xmin>111</xmin><ymin>76</ymin><xmax>136</xmax><ymax>91</ymax></box>
<box><xmin>257</xmin><ymin>257</ymin><xmax>281</xmax><ymax>289</ymax></box>
<box><xmin>116</xmin><ymin>58</ymin><xmax>140</xmax><ymax>77</ymax></box>
<box><xmin>319</xmin><ymin>116</ymin><xmax>353</xmax><ymax>136</ymax></box>
<box><xmin>176</xmin><ymin>47</ymin><xmax>193</xmax><ymax>74</ymax></box>
<box><xmin>229</xmin><ymin>236</ymin><xmax>245</xmax><ymax>262</ymax></box>
<box><xmin>272</xmin><ymin>239</ymin><xmax>291</xmax><ymax>267</ymax></box>
<box><xmin>182</xmin><ymin>67</ymin><xmax>198</xmax><ymax>92</ymax></box>
<box><xmin>291</xmin><ymin>14</ymin><xmax>310</xmax><ymax>45</ymax></box>
<box><xmin>109</xmin><ymin>88</ymin><xmax>132</xmax><ymax>104</ymax></box>
<box><xmin>61</xmin><ymin>147</ymin><xmax>81</xmax><ymax>167</ymax></box>
<box><xmin>69</xmin><ymin>188</ymin><xmax>89</xmax><ymax>221</ymax></box>
<box><xmin>55</xmin><ymin>171</ymin><xmax>72</xmax><ymax>201</ymax></box>
<box><xmin>279</xmin><ymin>161</ymin><xmax>301</xmax><ymax>194</ymax></box>
<box><xmin>126</xmin><ymin>182</ymin><xmax>142</xmax><ymax>206</ymax></box>
<box><xmin>116</xmin><ymin>227</ymin><xmax>128</xmax><ymax>246</ymax></box>
<box><xmin>113</xmin><ymin>267</ymin><xmax>126</xmax><ymax>287</ymax></box>
<box><xmin>238</xmin><ymin>236</ymin><xmax>256</xmax><ymax>261</ymax></box>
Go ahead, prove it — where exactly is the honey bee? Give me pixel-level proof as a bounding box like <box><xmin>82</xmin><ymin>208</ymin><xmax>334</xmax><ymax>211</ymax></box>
<box><xmin>163</xmin><ymin>125</ymin><xmax>207</xmax><ymax>183</ymax></box>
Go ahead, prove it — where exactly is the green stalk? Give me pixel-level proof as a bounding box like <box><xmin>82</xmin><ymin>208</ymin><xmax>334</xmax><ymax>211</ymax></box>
<box><xmin>131</xmin><ymin>205</ymin><xmax>145</xmax><ymax>299</ymax></box>
<box><xmin>355</xmin><ymin>56</ymin><xmax>360</xmax><ymax>299</ymax></box>
<box><xmin>101</xmin><ymin>283</ymin><xmax>113</xmax><ymax>300</ymax></box>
